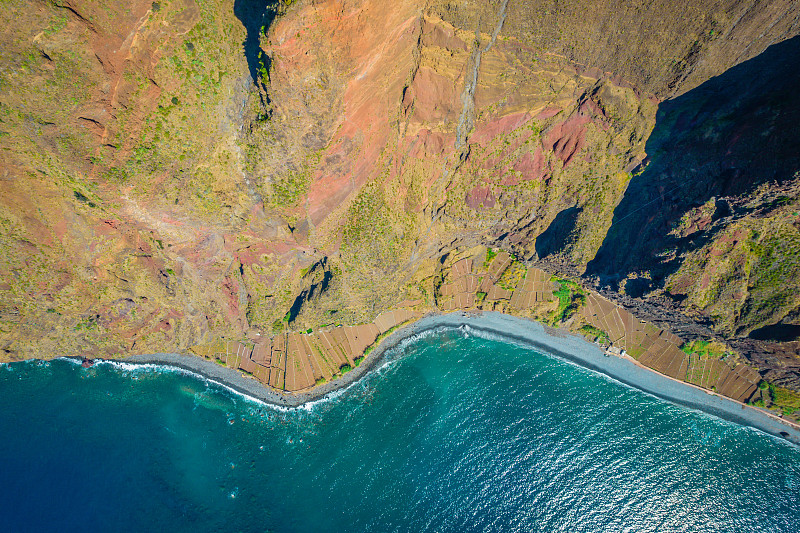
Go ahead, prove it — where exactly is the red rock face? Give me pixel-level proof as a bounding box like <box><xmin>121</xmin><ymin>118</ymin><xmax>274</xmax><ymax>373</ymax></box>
<box><xmin>543</xmin><ymin>114</ymin><xmax>590</xmax><ymax>167</ymax></box>
<box><xmin>260</xmin><ymin>0</ymin><xmax>662</xmax><ymax>237</ymax></box>
<box><xmin>511</xmin><ymin>147</ymin><xmax>545</xmax><ymax>183</ymax></box>
<box><xmin>465</xmin><ymin>186</ymin><xmax>495</xmax><ymax>210</ymax></box>
<box><xmin>267</xmin><ymin>0</ymin><xmax>422</xmax><ymax>226</ymax></box>
<box><xmin>406</xmin><ymin>129</ymin><xmax>448</xmax><ymax>159</ymax></box>
<box><xmin>404</xmin><ymin>66</ymin><xmax>459</xmax><ymax>124</ymax></box>
<box><xmin>262</xmin><ymin>0</ymin><xmax>665</xmax><ymax>248</ymax></box>
<box><xmin>470</xmin><ymin>113</ymin><xmax>532</xmax><ymax>148</ymax></box>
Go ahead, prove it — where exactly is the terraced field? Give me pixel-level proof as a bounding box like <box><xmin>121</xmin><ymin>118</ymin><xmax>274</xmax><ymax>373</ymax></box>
<box><xmin>579</xmin><ymin>293</ymin><xmax>761</xmax><ymax>403</ymax></box>
<box><xmin>191</xmin><ymin>248</ymin><xmax>762</xmax><ymax>402</ymax></box>
<box><xmin>191</xmin><ymin>309</ymin><xmax>418</xmax><ymax>392</ymax></box>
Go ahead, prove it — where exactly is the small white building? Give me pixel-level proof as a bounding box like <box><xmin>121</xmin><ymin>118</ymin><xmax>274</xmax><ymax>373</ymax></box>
<box><xmin>606</xmin><ymin>346</ymin><xmax>625</xmax><ymax>357</ymax></box>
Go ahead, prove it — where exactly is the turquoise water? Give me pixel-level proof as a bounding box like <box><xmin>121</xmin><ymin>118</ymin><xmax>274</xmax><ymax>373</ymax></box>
<box><xmin>1</xmin><ymin>329</ymin><xmax>799</xmax><ymax>532</ymax></box>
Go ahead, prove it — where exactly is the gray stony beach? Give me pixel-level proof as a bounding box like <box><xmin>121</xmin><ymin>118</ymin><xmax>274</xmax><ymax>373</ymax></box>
<box><xmin>124</xmin><ymin>311</ymin><xmax>800</xmax><ymax>445</ymax></box>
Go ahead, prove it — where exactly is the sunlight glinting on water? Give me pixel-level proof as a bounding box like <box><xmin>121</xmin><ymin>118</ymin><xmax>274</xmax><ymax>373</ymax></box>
<box><xmin>1</xmin><ymin>330</ymin><xmax>799</xmax><ymax>532</ymax></box>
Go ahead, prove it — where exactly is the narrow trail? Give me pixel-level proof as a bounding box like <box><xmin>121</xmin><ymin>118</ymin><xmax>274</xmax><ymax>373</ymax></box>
<box><xmin>409</xmin><ymin>0</ymin><xmax>510</xmax><ymax>264</ymax></box>
<box><xmin>454</xmin><ymin>0</ymin><xmax>510</xmax><ymax>153</ymax></box>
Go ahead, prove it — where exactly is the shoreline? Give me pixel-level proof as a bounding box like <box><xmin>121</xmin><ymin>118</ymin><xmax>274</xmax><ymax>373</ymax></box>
<box><xmin>117</xmin><ymin>311</ymin><xmax>800</xmax><ymax>444</ymax></box>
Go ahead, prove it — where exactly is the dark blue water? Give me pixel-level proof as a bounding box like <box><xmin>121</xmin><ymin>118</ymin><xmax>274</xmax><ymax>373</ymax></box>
<box><xmin>1</xmin><ymin>329</ymin><xmax>799</xmax><ymax>532</ymax></box>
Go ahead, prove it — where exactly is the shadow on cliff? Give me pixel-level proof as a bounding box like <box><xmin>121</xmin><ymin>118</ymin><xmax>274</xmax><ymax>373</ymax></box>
<box><xmin>585</xmin><ymin>35</ymin><xmax>800</xmax><ymax>292</ymax></box>
<box><xmin>536</xmin><ymin>206</ymin><xmax>582</xmax><ymax>258</ymax></box>
<box><xmin>234</xmin><ymin>0</ymin><xmax>278</xmax><ymax>91</ymax></box>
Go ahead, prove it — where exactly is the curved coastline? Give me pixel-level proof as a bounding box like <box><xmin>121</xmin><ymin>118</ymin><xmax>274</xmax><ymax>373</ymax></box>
<box><xmin>120</xmin><ymin>311</ymin><xmax>800</xmax><ymax>445</ymax></box>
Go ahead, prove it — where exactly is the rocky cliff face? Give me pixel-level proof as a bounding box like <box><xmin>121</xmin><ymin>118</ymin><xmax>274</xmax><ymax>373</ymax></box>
<box><xmin>1</xmin><ymin>1</ymin><xmax>798</xmax><ymax>385</ymax></box>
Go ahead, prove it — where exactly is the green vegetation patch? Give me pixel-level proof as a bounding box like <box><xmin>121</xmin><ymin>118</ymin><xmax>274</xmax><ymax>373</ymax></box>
<box><xmin>550</xmin><ymin>277</ymin><xmax>586</xmax><ymax>325</ymax></box>
<box><xmin>340</xmin><ymin>181</ymin><xmax>411</xmax><ymax>279</ymax></box>
<box><xmin>680</xmin><ymin>339</ymin><xmax>727</xmax><ymax>359</ymax></box>
<box><xmin>73</xmin><ymin>190</ymin><xmax>96</xmax><ymax>208</ymax></box>
<box><xmin>579</xmin><ymin>324</ymin><xmax>610</xmax><ymax>345</ymax></box>
<box><xmin>498</xmin><ymin>261</ymin><xmax>526</xmax><ymax>290</ymax></box>
<box><xmin>343</xmin><ymin>183</ymin><xmax>390</xmax><ymax>247</ymax></box>
<box><xmin>483</xmin><ymin>248</ymin><xmax>498</xmax><ymax>269</ymax></box>
<box><xmin>73</xmin><ymin>315</ymin><xmax>99</xmax><ymax>331</ymax></box>
<box><xmin>770</xmin><ymin>384</ymin><xmax>800</xmax><ymax>416</ymax></box>
<box><xmin>364</xmin><ymin>321</ymin><xmax>409</xmax><ymax>357</ymax></box>
<box><xmin>269</xmin><ymin>170</ymin><xmax>311</xmax><ymax>208</ymax></box>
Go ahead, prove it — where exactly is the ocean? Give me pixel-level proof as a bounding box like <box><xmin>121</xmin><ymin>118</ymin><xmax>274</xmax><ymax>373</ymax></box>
<box><xmin>1</xmin><ymin>328</ymin><xmax>798</xmax><ymax>532</ymax></box>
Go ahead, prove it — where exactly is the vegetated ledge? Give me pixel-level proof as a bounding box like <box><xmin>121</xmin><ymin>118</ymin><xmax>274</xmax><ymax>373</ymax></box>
<box><xmin>182</xmin><ymin>249</ymin><xmax>766</xmax><ymax>405</ymax></box>
<box><xmin>117</xmin><ymin>247</ymin><xmax>800</xmax><ymax>444</ymax></box>
<box><xmin>122</xmin><ymin>311</ymin><xmax>800</xmax><ymax>446</ymax></box>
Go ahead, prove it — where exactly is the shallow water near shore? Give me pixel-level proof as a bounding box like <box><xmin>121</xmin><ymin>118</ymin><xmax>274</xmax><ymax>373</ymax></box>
<box><xmin>2</xmin><ymin>330</ymin><xmax>799</xmax><ymax>532</ymax></box>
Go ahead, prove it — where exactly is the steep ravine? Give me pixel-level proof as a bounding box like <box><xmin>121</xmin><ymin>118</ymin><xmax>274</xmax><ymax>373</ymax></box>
<box><xmin>454</xmin><ymin>0</ymin><xmax>509</xmax><ymax>152</ymax></box>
